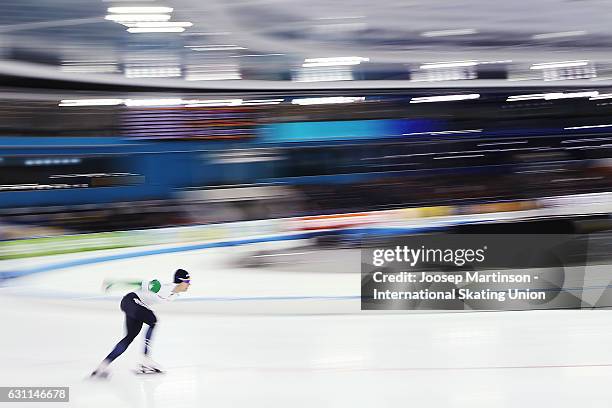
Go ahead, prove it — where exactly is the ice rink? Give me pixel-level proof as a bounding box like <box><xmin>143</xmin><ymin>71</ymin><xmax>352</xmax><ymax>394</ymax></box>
<box><xmin>2</xmin><ymin>240</ymin><xmax>612</xmax><ymax>407</ymax></box>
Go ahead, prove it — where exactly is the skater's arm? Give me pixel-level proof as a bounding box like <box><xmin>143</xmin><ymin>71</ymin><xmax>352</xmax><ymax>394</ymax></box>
<box><xmin>102</xmin><ymin>279</ymin><xmax>139</xmax><ymax>291</ymax></box>
<box><xmin>103</xmin><ymin>279</ymin><xmax>159</xmax><ymax>292</ymax></box>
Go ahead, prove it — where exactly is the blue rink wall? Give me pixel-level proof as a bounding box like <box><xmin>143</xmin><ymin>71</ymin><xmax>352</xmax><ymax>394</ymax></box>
<box><xmin>0</xmin><ymin>123</ymin><xmax>541</xmax><ymax>208</ymax></box>
<box><xmin>0</xmin><ymin>137</ymin><xmax>219</xmax><ymax>207</ymax></box>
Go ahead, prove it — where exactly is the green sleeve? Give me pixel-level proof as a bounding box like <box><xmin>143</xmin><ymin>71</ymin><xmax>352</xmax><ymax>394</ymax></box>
<box><xmin>103</xmin><ymin>279</ymin><xmax>143</xmax><ymax>291</ymax></box>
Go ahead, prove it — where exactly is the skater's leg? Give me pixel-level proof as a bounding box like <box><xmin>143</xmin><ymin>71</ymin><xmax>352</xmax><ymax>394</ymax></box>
<box><xmin>93</xmin><ymin>315</ymin><xmax>143</xmax><ymax>375</ymax></box>
<box><xmin>91</xmin><ymin>293</ymin><xmax>150</xmax><ymax>377</ymax></box>
<box><xmin>136</xmin><ymin>306</ymin><xmax>157</xmax><ymax>356</ymax></box>
<box><xmin>105</xmin><ymin>316</ymin><xmax>143</xmax><ymax>362</ymax></box>
<box><xmin>139</xmin><ymin>310</ymin><xmax>162</xmax><ymax>372</ymax></box>
<box><xmin>144</xmin><ymin>323</ymin><xmax>155</xmax><ymax>356</ymax></box>
<box><xmin>104</xmin><ymin>317</ymin><xmax>142</xmax><ymax>362</ymax></box>
<box><xmin>92</xmin><ymin>316</ymin><xmax>142</xmax><ymax>376</ymax></box>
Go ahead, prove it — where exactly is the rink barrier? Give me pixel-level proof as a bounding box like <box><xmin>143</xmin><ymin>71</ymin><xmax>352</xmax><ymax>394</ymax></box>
<box><xmin>0</xmin><ymin>219</ymin><xmax>287</xmax><ymax>260</ymax></box>
<box><xmin>0</xmin><ymin>225</ymin><xmax>452</xmax><ymax>279</ymax></box>
<box><xmin>5</xmin><ymin>191</ymin><xmax>612</xmax><ymax>262</ymax></box>
<box><xmin>0</xmin><ymin>199</ymin><xmax>546</xmax><ymax>260</ymax></box>
<box><xmin>3</xmin><ymin>191</ymin><xmax>612</xmax><ymax>277</ymax></box>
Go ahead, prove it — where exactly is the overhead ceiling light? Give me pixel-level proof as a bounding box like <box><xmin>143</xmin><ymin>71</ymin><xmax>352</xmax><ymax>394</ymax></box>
<box><xmin>242</xmin><ymin>99</ymin><xmax>284</xmax><ymax>105</ymax></box>
<box><xmin>59</xmin><ymin>99</ymin><xmax>124</xmax><ymax>107</ymax></box>
<box><xmin>532</xmin><ymin>31</ymin><xmax>587</xmax><ymax>40</ymax></box>
<box><xmin>185</xmin><ymin>73</ymin><xmax>242</xmax><ymax>81</ymax></box>
<box><xmin>409</xmin><ymin>94</ymin><xmax>480</xmax><ymax>104</ymax></box>
<box><xmin>125</xmin><ymin>67</ymin><xmax>182</xmax><ymax>78</ymax></box>
<box><xmin>506</xmin><ymin>93</ymin><xmax>548</xmax><ymax>101</ymax></box>
<box><xmin>291</xmin><ymin>96</ymin><xmax>365</xmax><ymax>105</ymax></box>
<box><xmin>530</xmin><ymin>60</ymin><xmax>589</xmax><ymax>70</ymax></box>
<box><xmin>478</xmin><ymin>60</ymin><xmax>513</xmax><ymax>65</ymax></box>
<box><xmin>124</xmin><ymin>98</ymin><xmax>185</xmax><ymax>107</ymax></box>
<box><xmin>107</xmin><ymin>7</ymin><xmax>174</xmax><ymax>13</ymax></box>
<box><xmin>565</xmin><ymin>124</ymin><xmax>612</xmax><ymax>130</ymax></box>
<box><xmin>127</xmin><ymin>27</ymin><xmax>185</xmax><ymax>33</ymax></box>
<box><xmin>419</xmin><ymin>61</ymin><xmax>478</xmax><ymax>69</ymax></box>
<box><xmin>105</xmin><ymin>14</ymin><xmax>172</xmax><ymax>22</ymax></box>
<box><xmin>128</xmin><ymin>21</ymin><xmax>193</xmax><ymax>28</ymax></box>
<box><xmin>544</xmin><ymin>91</ymin><xmax>598</xmax><ymax>100</ymax></box>
<box><xmin>302</xmin><ymin>56</ymin><xmax>369</xmax><ymax>67</ymax></box>
<box><xmin>421</xmin><ymin>29</ymin><xmax>477</xmax><ymax>37</ymax></box>
<box><xmin>507</xmin><ymin>91</ymin><xmax>598</xmax><ymax>102</ymax></box>
<box><xmin>184</xmin><ymin>99</ymin><xmax>243</xmax><ymax>107</ymax></box>
<box><xmin>589</xmin><ymin>93</ymin><xmax>612</xmax><ymax>100</ymax></box>
<box><xmin>60</xmin><ymin>62</ymin><xmax>119</xmax><ymax>73</ymax></box>
<box><xmin>185</xmin><ymin>45</ymin><xmax>246</xmax><ymax>51</ymax></box>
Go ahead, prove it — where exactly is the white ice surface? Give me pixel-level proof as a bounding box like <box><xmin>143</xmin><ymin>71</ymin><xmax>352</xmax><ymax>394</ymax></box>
<box><xmin>1</xmin><ymin>244</ymin><xmax>612</xmax><ymax>407</ymax></box>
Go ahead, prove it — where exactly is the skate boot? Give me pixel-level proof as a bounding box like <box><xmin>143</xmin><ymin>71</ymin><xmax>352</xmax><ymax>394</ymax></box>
<box><xmin>90</xmin><ymin>360</ymin><xmax>111</xmax><ymax>379</ymax></box>
<box><xmin>90</xmin><ymin>369</ymin><xmax>110</xmax><ymax>379</ymax></box>
<box><xmin>137</xmin><ymin>355</ymin><xmax>164</xmax><ymax>374</ymax></box>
